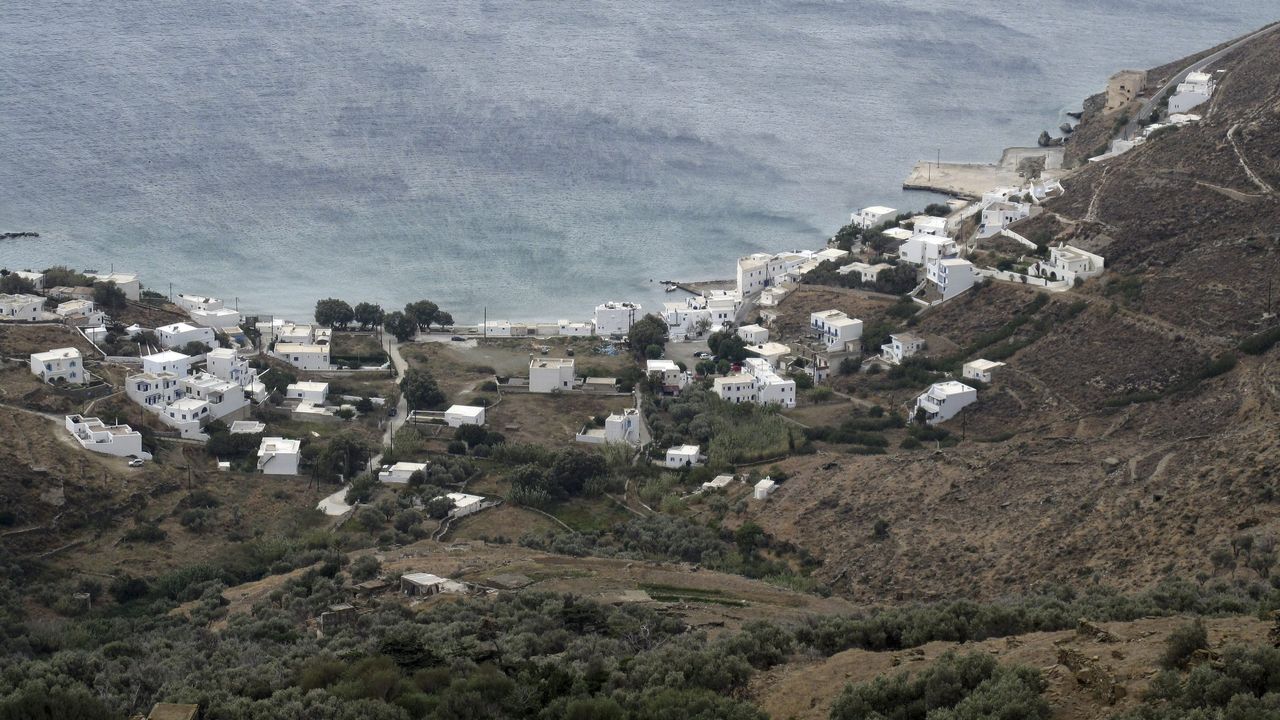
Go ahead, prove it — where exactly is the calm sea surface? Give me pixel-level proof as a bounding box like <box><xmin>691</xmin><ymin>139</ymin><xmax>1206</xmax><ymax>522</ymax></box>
<box><xmin>0</xmin><ymin>1</ymin><xmax>1268</xmax><ymax>321</ymax></box>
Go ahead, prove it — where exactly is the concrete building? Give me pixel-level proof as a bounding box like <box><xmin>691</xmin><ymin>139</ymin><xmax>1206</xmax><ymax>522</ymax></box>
<box><xmin>142</xmin><ymin>350</ymin><xmax>194</xmax><ymax>377</ymax></box>
<box><xmin>557</xmin><ymin>320</ymin><xmax>594</xmax><ymax>336</ymax></box>
<box><xmin>286</xmin><ymin>381</ymin><xmax>329</xmax><ymax>404</ymax></box>
<box><xmin>914</xmin><ymin>381</ymin><xmax>978</xmax><ymax>425</ymax></box>
<box><xmin>257</xmin><ymin>437</ymin><xmax>301</xmax><ymax>475</ymax></box>
<box><xmin>701</xmin><ymin>474</ymin><xmax>735</xmax><ymax>491</ymax></box>
<box><xmin>962</xmin><ymin>359</ymin><xmax>1006</xmax><ymax>383</ymax></box>
<box><xmin>1105</xmin><ymin>69</ymin><xmax>1147</xmax><ymax>111</ymax></box>
<box><xmin>180</xmin><ymin>372</ymin><xmax>250</xmax><ymax>422</ymax></box>
<box><xmin>86</xmin><ymin>272</ymin><xmax>140</xmax><ymax>300</ymax></box>
<box><xmin>665</xmin><ymin>444</ymin><xmax>702</xmax><ymax>469</ymax></box>
<box><xmin>445</xmin><ymin>405</ymin><xmax>486</xmax><ymax>427</ymax></box>
<box><xmin>400</xmin><ymin>572</ymin><xmax>449</xmax><ymax>597</ymax></box>
<box><xmin>162</xmin><ymin>397</ymin><xmax>213</xmax><ymax>438</ymax></box>
<box><xmin>713</xmin><ymin>374</ymin><xmax>756</xmax><ymax>405</ymax></box>
<box><xmin>837</xmin><ymin>261</ymin><xmax>892</xmax><ymax>284</ymax></box>
<box><xmin>753</xmin><ymin>478</ymin><xmax>777</xmax><ymax>500</ymax></box>
<box><xmin>744</xmin><ymin>358</ymin><xmax>796</xmax><ymax>408</ymax></box>
<box><xmin>445</xmin><ymin>492</ymin><xmax>487</xmax><ymax>518</ymax></box>
<box><xmin>646</xmin><ymin>359</ymin><xmax>688</xmax><ymax>393</ymax></box>
<box><xmin>811</xmin><ymin>310</ymin><xmax>863</xmax><ymax>351</ymax></box>
<box><xmin>911</xmin><ymin>215</ymin><xmax>948</xmax><ymax>237</ymax></box>
<box><xmin>1030</xmin><ymin>245</ymin><xmax>1106</xmax><ymax>283</ymax></box>
<box><xmin>899</xmin><ymin>234</ymin><xmax>958</xmax><ymax>266</ymax></box>
<box><xmin>12</xmin><ymin>270</ymin><xmax>44</xmax><ymax>289</ymax></box>
<box><xmin>1169</xmin><ymin>71</ymin><xmax>1214</xmax><ymax>114</ymax></box>
<box><xmin>175</xmin><ymin>293</ymin><xmax>224</xmax><ymax>313</ymax></box>
<box><xmin>0</xmin><ymin>293</ymin><xmax>44</xmax><ymax>322</ymax></box>
<box><xmin>230</xmin><ymin>420</ymin><xmax>267</xmax><ymax>434</ymax></box>
<box><xmin>65</xmin><ymin>414</ymin><xmax>149</xmax><ymax>459</ymax></box>
<box><xmin>190</xmin><ymin>307</ymin><xmax>242</xmax><ymax>329</ymax></box>
<box><xmin>477</xmin><ymin>320</ymin><xmax>512</xmax><ymax>337</ymax></box>
<box><xmin>577</xmin><ymin>408</ymin><xmax>641</xmax><ymax>446</ymax></box>
<box><xmin>852</xmin><ymin>205</ymin><xmax>897</xmax><ymax>229</ymax></box>
<box><xmin>978</xmin><ymin>200</ymin><xmax>1031</xmax><ymax>237</ymax></box>
<box><xmin>54</xmin><ymin>299</ymin><xmax>105</xmax><ymax>327</ymax></box>
<box><xmin>881</xmin><ymin>333</ymin><xmax>925</xmax><ymax>365</ymax></box>
<box><xmin>382</xmin><ymin>461</ymin><xmax>429</xmax><ymax>484</ymax></box>
<box><xmin>736</xmin><ymin>253</ymin><xmax>787</xmax><ymax>295</ymax></box>
<box><xmin>125</xmin><ymin>371</ymin><xmax>183</xmax><ymax>409</ymax></box>
<box><xmin>157</xmin><ymin>322</ymin><xmax>215</xmax><ymax>350</ymax></box>
<box><xmin>744</xmin><ymin>342</ymin><xmax>791</xmax><ymax>368</ymax></box>
<box><xmin>30</xmin><ymin>347</ymin><xmax>86</xmax><ymax>385</ymax></box>
<box><xmin>593</xmin><ymin>301</ymin><xmax>641</xmax><ymax>337</ymax></box>
<box><xmin>277</xmin><ymin>323</ymin><xmax>320</xmax><ymax>344</ymax></box>
<box><xmin>737</xmin><ymin>324</ymin><xmax>769</xmax><ymax>344</ymax></box>
<box><xmin>274</xmin><ymin>343</ymin><xmax>331</xmax><ymax>371</ymax></box>
<box><xmin>205</xmin><ymin>348</ymin><xmax>259</xmax><ymax>392</ymax></box>
<box><xmin>926</xmin><ymin>258</ymin><xmax>975</xmax><ymax>301</ymax></box>
<box><xmin>529</xmin><ymin>357</ymin><xmax>575</xmax><ymax>393</ymax></box>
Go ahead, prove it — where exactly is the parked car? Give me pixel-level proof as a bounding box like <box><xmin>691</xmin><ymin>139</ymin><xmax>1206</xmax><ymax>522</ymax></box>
<box><xmin>693</xmin><ymin>352</ymin><xmax>710</xmax><ymax>359</ymax></box>
<box><xmin>127</xmin><ymin>458</ymin><xmax>145</xmax><ymax>468</ymax></box>
<box><xmin>387</xmin><ymin>408</ymin><xmax>398</xmax><ymax>417</ymax></box>
<box><xmin>450</xmin><ymin>336</ymin><xmax>465</xmax><ymax>341</ymax></box>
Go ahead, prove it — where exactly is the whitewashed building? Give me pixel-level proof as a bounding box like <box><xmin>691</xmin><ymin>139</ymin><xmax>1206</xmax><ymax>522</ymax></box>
<box><xmin>577</xmin><ymin>408</ymin><xmax>641</xmax><ymax>446</ymax></box>
<box><xmin>838</xmin><ymin>262</ymin><xmax>892</xmax><ymax>284</ymax></box>
<box><xmin>911</xmin><ymin>215</ymin><xmax>948</xmax><ymax>237</ymax></box>
<box><xmin>157</xmin><ymin>322</ymin><xmax>215</xmax><ymax>350</ymax></box>
<box><xmin>646</xmin><ymin>359</ymin><xmax>689</xmax><ymax>393</ymax></box>
<box><xmin>744</xmin><ymin>358</ymin><xmax>797</xmax><ymax>408</ymax></box>
<box><xmin>665</xmin><ymin>445</ymin><xmax>702</xmax><ymax>469</ymax></box>
<box><xmin>0</xmin><ymin>293</ymin><xmax>43</xmax><ymax>322</ymax></box>
<box><xmin>175</xmin><ymin>293</ymin><xmax>224</xmax><ymax>313</ymax></box>
<box><xmin>899</xmin><ymin>234</ymin><xmax>958</xmax><ymax>266</ymax></box>
<box><xmin>162</xmin><ymin>397</ymin><xmax>213</xmax><ymax>438</ymax></box>
<box><xmin>593</xmin><ymin>301</ymin><xmax>641</xmax><ymax>337</ymax></box>
<box><xmin>65</xmin><ymin>414</ymin><xmax>149</xmax><ymax>459</ymax></box>
<box><xmin>445</xmin><ymin>405</ymin><xmax>486</xmax><ymax>427</ymax></box>
<box><xmin>811</xmin><ymin>310</ymin><xmax>863</xmax><ymax>351</ymax></box>
<box><xmin>230</xmin><ymin>420</ymin><xmax>267</xmax><ymax>435</ymax></box>
<box><xmin>736</xmin><ymin>253</ymin><xmax>787</xmax><ymax>295</ymax></box>
<box><xmin>30</xmin><ymin>348</ymin><xmax>86</xmax><ymax>385</ymax></box>
<box><xmin>926</xmin><ymin>258</ymin><xmax>975</xmax><ymax>301</ymax></box>
<box><xmin>713</xmin><ymin>374</ymin><xmax>757</xmax><ymax>405</ymax></box>
<box><xmin>86</xmin><ymin>272</ymin><xmax>140</xmax><ymax>300</ymax></box>
<box><xmin>1030</xmin><ymin>245</ymin><xmax>1106</xmax><ymax>283</ymax></box>
<box><xmin>382</xmin><ymin>461</ymin><xmax>429</xmax><ymax>484</ymax></box>
<box><xmin>55</xmin><ymin>300</ymin><xmax>105</xmax><ymax>327</ymax></box>
<box><xmin>962</xmin><ymin>359</ymin><xmax>1006</xmax><ymax>383</ymax></box>
<box><xmin>286</xmin><ymin>381</ymin><xmax>329</xmax><ymax>404</ymax></box>
<box><xmin>478</xmin><ymin>320</ymin><xmax>512</xmax><ymax>337</ymax></box>
<box><xmin>12</xmin><ymin>271</ymin><xmax>44</xmax><ymax>289</ymax></box>
<box><xmin>737</xmin><ymin>324</ymin><xmax>769</xmax><ymax>344</ymax></box>
<box><xmin>142</xmin><ymin>350</ymin><xmax>194</xmax><ymax>377</ymax></box>
<box><xmin>978</xmin><ymin>200</ymin><xmax>1031</xmax><ymax>237</ymax></box>
<box><xmin>557</xmin><ymin>320</ymin><xmax>594</xmax><ymax>337</ymax></box>
<box><xmin>881</xmin><ymin>333</ymin><xmax>925</xmax><ymax>365</ymax></box>
<box><xmin>125</xmin><ymin>371</ymin><xmax>183</xmax><ymax>409</ymax></box>
<box><xmin>190</xmin><ymin>307</ymin><xmax>242</xmax><ymax>329</ymax></box>
<box><xmin>914</xmin><ymin>381</ymin><xmax>978</xmax><ymax>425</ymax></box>
<box><xmin>257</xmin><ymin>437</ymin><xmax>301</xmax><ymax>475</ymax></box>
<box><xmin>180</xmin><ymin>372</ymin><xmax>250</xmax><ymax>422</ymax></box>
<box><xmin>852</xmin><ymin>206</ymin><xmax>898</xmax><ymax>229</ymax></box>
<box><xmin>753</xmin><ymin>478</ymin><xmax>777</xmax><ymax>500</ymax></box>
<box><xmin>744</xmin><ymin>342</ymin><xmax>791</xmax><ymax>368</ymax></box>
<box><xmin>274</xmin><ymin>343</ymin><xmax>331</xmax><ymax>371</ymax></box>
<box><xmin>529</xmin><ymin>357</ymin><xmax>575</xmax><ymax>393</ymax></box>
<box><xmin>1169</xmin><ymin>71</ymin><xmax>1215</xmax><ymax>114</ymax></box>
<box><xmin>205</xmin><ymin>348</ymin><xmax>260</xmax><ymax>393</ymax></box>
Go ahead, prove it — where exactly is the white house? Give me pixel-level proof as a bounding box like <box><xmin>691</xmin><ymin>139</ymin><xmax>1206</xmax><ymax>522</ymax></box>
<box><xmin>914</xmin><ymin>381</ymin><xmax>978</xmax><ymax>425</ymax></box>
<box><xmin>180</xmin><ymin>372</ymin><xmax>250</xmax><ymax>422</ymax></box>
<box><xmin>837</xmin><ymin>262</ymin><xmax>892</xmax><ymax>284</ymax></box>
<box><xmin>665</xmin><ymin>445</ymin><xmax>702</xmax><ymax>469</ymax></box>
<box><xmin>962</xmin><ymin>359</ymin><xmax>1006</xmax><ymax>383</ymax></box>
<box><xmin>713</xmin><ymin>374</ymin><xmax>757</xmax><ymax>405</ymax></box>
<box><xmin>12</xmin><ymin>270</ymin><xmax>44</xmax><ymax>289</ymax></box>
<box><xmin>0</xmin><ymin>293</ymin><xmax>44</xmax><ymax>322</ymax></box>
<box><xmin>911</xmin><ymin>215</ymin><xmax>948</xmax><ymax>236</ymax></box>
<box><xmin>557</xmin><ymin>320</ymin><xmax>594</xmax><ymax>337</ymax></box>
<box><xmin>736</xmin><ymin>253</ymin><xmax>787</xmax><ymax>295</ymax></box>
<box><xmin>744</xmin><ymin>358</ymin><xmax>796</xmax><ymax>408</ymax></box>
<box><xmin>978</xmin><ymin>200</ymin><xmax>1031</xmax><ymax>238</ymax></box>
<box><xmin>157</xmin><ymin>322</ymin><xmax>215</xmax><ymax>350</ymax></box>
<box><xmin>382</xmin><ymin>461</ymin><xmax>429</xmax><ymax>484</ymax></box>
<box><xmin>286</xmin><ymin>381</ymin><xmax>329</xmax><ymax>404</ymax></box>
<box><xmin>86</xmin><ymin>272</ymin><xmax>140</xmax><ymax>300</ymax></box>
<box><xmin>757</xmin><ymin>286</ymin><xmax>790</xmax><ymax>308</ymax></box>
<box><xmin>205</xmin><ymin>348</ymin><xmax>258</xmax><ymax>390</ymax></box>
<box><xmin>54</xmin><ymin>300</ymin><xmax>105</xmax><ymax>327</ymax></box>
<box><xmin>142</xmin><ymin>350</ymin><xmax>194</xmax><ymax>377</ymax></box>
<box><xmin>593</xmin><ymin>301</ymin><xmax>641</xmax><ymax>337</ymax></box>
<box><xmin>1030</xmin><ymin>245</ymin><xmax>1106</xmax><ymax>283</ymax></box>
<box><xmin>899</xmin><ymin>234</ymin><xmax>958</xmax><ymax>266</ymax></box>
<box><xmin>881</xmin><ymin>333</ymin><xmax>925</xmax><ymax>365</ymax></box>
<box><xmin>274</xmin><ymin>343</ymin><xmax>331</xmax><ymax>371</ymax></box>
<box><xmin>175</xmin><ymin>293</ymin><xmax>224</xmax><ymax>313</ymax></box>
<box><xmin>852</xmin><ymin>206</ymin><xmax>897</xmax><ymax>229</ymax></box>
<box><xmin>125</xmin><ymin>371</ymin><xmax>183</xmax><ymax>409</ymax></box>
<box><xmin>445</xmin><ymin>405</ymin><xmax>486</xmax><ymax>427</ymax></box>
<box><xmin>737</xmin><ymin>324</ymin><xmax>769</xmax><ymax>344</ymax></box>
<box><xmin>577</xmin><ymin>408</ymin><xmax>641</xmax><ymax>446</ymax></box>
<box><xmin>811</xmin><ymin>310</ymin><xmax>863</xmax><ymax>351</ymax></box>
<box><xmin>162</xmin><ymin>397</ymin><xmax>213</xmax><ymax>438</ymax></box>
<box><xmin>444</xmin><ymin>492</ymin><xmax>486</xmax><ymax>518</ymax></box>
<box><xmin>277</xmin><ymin>323</ymin><xmax>319</xmax><ymax>344</ymax></box>
<box><xmin>646</xmin><ymin>359</ymin><xmax>688</xmax><ymax>393</ymax></box>
<box><xmin>257</xmin><ymin>437</ymin><xmax>301</xmax><ymax>475</ymax></box>
<box><xmin>65</xmin><ymin>414</ymin><xmax>149</xmax><ymax>459</ymax></box>
<box><xmin>701</xmin><ymin>475</ymin><xmax>735</xmax><ymax>491</ymax></box>
<box><xmin>30</xmin><ymin>348</ymin><xmax>85</xmax><ymax>385</ymax></box>
<box><xmin>529</xmin><ymin>357</ymin><xmax>575</xmax><ymax>393</ymax></box>
<box><xmin>745</xmin><ymin>342</ymin><xmax>791</xmax><ymax>368</ymax></box>
<box><xmin>190</xmin><ymin>307</ymin><xmax>242</xmax><ymax>329</ymax></box>
<box><xmin>477</xmin><ymin>320</ymin><xmax>512</xmax><ymax>337</ymax></box>
<box><xmin>926</xmin><ymin>258</ymin><xmax>975</xmax><ymax>301</ymax></box>
<box><xmin>1169</xmin><ymin>71</ymin><xmax>1215</xmax><ymax>114</ymax></box>
<box><xmin>753</xmin><ymin>478</ymin><xmax>777</xmax><ymax>500</ymax></box>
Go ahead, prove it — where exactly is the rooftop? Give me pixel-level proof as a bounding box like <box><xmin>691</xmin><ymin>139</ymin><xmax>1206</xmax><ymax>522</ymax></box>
<box><xmin>158</xmin><ymin>322</ymin><xmax>201</xmax><ymax>333</ymax></box>
<box><xmin>31</xmin><ymin>347</ymin><xmax>81</xmax><ymax>361</ymax></box>
<box><xmin>669</xmin><ymin>444</ymin><xmax>701</xmax><ymax>455</ymax></box>
<box><xmin>229</xmin><ymin>420</ymin><xmax>267</xmax><ymax>434</ymax></box>
<box><xmin>288</xmin><ymin>381</ymin><xmax>330</xmax><ymax>392</ymax></box>
<box><xmin>143</xmin><ymin>350</ymin><xmax>191</xmax><ymax>363</ymax></box>
<box><xmin>446</xmin><ymin>404</ymin><xmax>485</xmax><ymax>417</ymax></box>
<box><xmin>531</xmin><ymin>357</ymin><xmax>575</xmax><ymax>369</ymax></box>
<box><xmin>860</xmin><ymin>205</ymin><xmax>896</xmax><ymax>214</ymax></box>
<box><xmin>259</xmin><ymin>437</ymin><xmax>301</xmax><ymax>454</ymax></box>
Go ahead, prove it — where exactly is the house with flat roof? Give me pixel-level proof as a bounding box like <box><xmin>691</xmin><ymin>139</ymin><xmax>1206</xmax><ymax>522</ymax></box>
<box><xmin>899</xmin><ymin>234</ymin><xmax>958</xmax><ymax>266</ymax></box>
<box><xmin>838</xmin><ymin>261</ymin><xmax>893</xmax><ymax>284</ymax></box>
<box><xmin>0</xmin><ymin>293</ymin><xmax>43</xmax><ymax>322</ymax></box>
<box><xmin>745</xmin><ymin>342</ymin><xmax>791</xmax><ymax>368</ymax></box>
<box><xmin>54</xmin><ymin>299</ymin><xmax>105</xmax><ymax>327</ymax></box>
<box><xmin>646</xmin><ymin>358</ymin><xmax>688</xmax><ymax>393</ymax></box>
<box><xmin>881</xmin><ymin>333</ymin><xmax>925</xmax><ymax>365</ymax></box>
<box><xmin>1031</xmin><ymin>245</ymin><xmax>1106</xmax><ymax>283</ymax></box>
<box><xmin>529</xmin><ymin>357</ymin><xmax>575</xmax><ymax>393</ymax></box>
<box><xmin>594</xmin><ymin>301</ymin><xmax>641</xmax><ymax>337</ymax></box>
<box><xmin>577</xmin><ymin>408</ymin><xmax>641</xmax><ymax>446</ymax></box>
<box><xmin>713</xmin><ymin>373</ymin><xmax>756</xmax><ymax>405</ymax></box>
<box><xmin>30</xmin><ymin>348</ymin><xmax>85</xmax><ymax>385</ymax></box>
<box><xmin>914</xmin><ymin>381</ymin><xmax>977</xmax><ymax>425</ymax></box>
<box><xmin>382</xmin><ymin>461</ymin><xmax>429</xmax><ymax>484</ymax></box>
<box><xmin>125</xmin><ymin>371</ymin><xmax>183</xmax><ymax>409</ymax></box>
<box><xmin>257</xmin><ymin>437</ymin><xmax>301</xmax><ymax>475</ymax></box>
<box><xmin>230</xmin><ymin>420</ymin><xmax>267</xmax><ymax>434</ymax></box>
<box><xmin>754</xmin><ymin>478</ymin><xmax>777</xmax><ymax>500</ymax></box>
<box><xmin>190</xmin><ymin>307</ymin><xmax>242</xmax><ymax>329</ymax></box>
<box><xmin>12</xmin><ymin>270</ymin><xmax>44</xmax><ymax>289</ymax></box>
<box><xmin>142</xmin><ymin>350</ymin><xmax>194</xmax><ymax>377</ymax></box>
<box><xmin>445</xmin><ymin>492</ymin><xmax>487</xmax><ymax>518</ymax></box>
<box><xmin>737</xmin><ymin>324</ymin><xmax>769</xmax><ymax>345</ymax></box>
<box><xmin>175</xmin><ymin>293</ymin><xmax>224</xmax><ymax>313</ymax></box>
<box><xmin>65</xmin><ymin>414</ymin><xmax>149</xmax><ymax>459</ymax></box>
<box><xmin>852</xmin><ymin>205</ymin><xmax>897</xmax><ymax>229</ymax></box>
<box><xmin>911</xmin><ymin>215</ymin><xmax>948</xmax><ymax>236</ymax></box>
<box><xmin>157</xmin><ymin>322</ymin><xmax>215</xmax><ymax>350</ymax></box>
<box><xmin>274</xmin><ymin>343</ymin><xmax>331</xmax><ymax>371</ymax></box>
<box><xmin>926</xmin><ymin>258</ymin><xmax>975</xmax><ymax>302</ymax></box>
<box><xmin>558</xmin><ymin>319</ymin><xmax>594</xmax><ymax>336</ymax></box>
<box><xmin>978</xmin><ymin>200</ymin><xmax>1031</xmax><ymax>238</ymax></box>
<box><xmin>162</xmin><ymin>397</ymin><xmax>213</xmax><ymax>438</ymax></box>
<box><xmin>665</xmin><ymin>445</ymin><xmax>702</xmax><ymax>469</ymax></box>
<box><xmin>445</xmin><ymin>405</ymin><xmax>486</xmax><ymax>427</ymax></box>
<box><xmin>180</xmin><ymin>372</ymin><xmax>250</xmax><ymax>422</ymax></box>
<box><xmin>286</xmin><ymin>381</ymin><xmax>329</xmax><ymax>404</ymax></box>
<box><xmin>206</xmin><ymin>348</ymin><xmax>260</xmax><ymax>393</ymax></box>
<box><xmin>86</xmin><ymin>272</ymin><xmax>140</xmax><ymax>300</ymax></box>
<box><xmin>811</xmin><ymin>310</ymin><xmax>863</xmax><ymax>352</ymax></box>
<box><xmin>963</xmin><ymin>359</ymin><xmax>1006</xmax><ymax>383</ymax></box>
<box><xmin>701</xmin><ymin>474</ymin><xmax>735</xmax><ymax>491</ymax></box>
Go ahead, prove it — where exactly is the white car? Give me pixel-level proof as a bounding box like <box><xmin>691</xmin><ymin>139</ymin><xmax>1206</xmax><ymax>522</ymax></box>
<box><xmin>128</xmin><ymin>458</ymin><xmax>145</xmax><ymax>468</ymax></box>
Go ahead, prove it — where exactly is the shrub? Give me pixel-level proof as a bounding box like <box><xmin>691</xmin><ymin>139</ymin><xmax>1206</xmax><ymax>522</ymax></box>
<box><xmin>1161</xmin><ymin>619</ymin><xmax>1208</xmax><ymax>669</ymax></box>
<box><xmin>1240</xmin><ymin>326</ymin><xmax>1280</xmax><ymax>356</ymax></box>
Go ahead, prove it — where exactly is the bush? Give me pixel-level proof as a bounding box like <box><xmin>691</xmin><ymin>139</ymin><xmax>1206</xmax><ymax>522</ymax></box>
<box><xmin>1161</xmin><ymin>619</ymin><xmax>1208</xmax><ymax>669</ymax></box>
<box><xmin>122</xmin><ymin>524</ymin><xmax>166</xmax><ymax>543</ymax></box>
<box><xmin>1240</xmin><ymin>326</ymin><xmax>1280</xmax><ymax>356</ymax></box>
<box><xmin>447</xmin><ymin>441</ymin><xmax>468</xmax><ymax>455</ymax></box>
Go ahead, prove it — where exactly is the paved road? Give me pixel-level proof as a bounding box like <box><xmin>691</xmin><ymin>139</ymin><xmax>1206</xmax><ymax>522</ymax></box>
<box><xmin>1122</xmin><ymin>23</ymin><xmax>1280</xmax><ymax>140</ymax></box>
<box><xmin>369</xmin><ymin>339</ymin><xmax>409</xmax><ymax>469</ymax></box>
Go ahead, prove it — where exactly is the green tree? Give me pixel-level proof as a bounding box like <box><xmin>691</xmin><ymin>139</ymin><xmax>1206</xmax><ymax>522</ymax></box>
<box><xmin>433</xmin><ymin>310</ymin><xmax>454</xmax><ymax>329</ymax></box>
<box><xmin>401</xmin><ymin>368</ymin><xmax>445</xmax><ymax>410</ymax></box>
<box><xmin>314</xmin><ymin>298</ymin><xmax>355</xmax><ymax>329</ymax></box>
<box><xmin>707</xmin><ymin>331</ymin><xmax>748</xmax><ymax>362</ymax></box>
<box><xmin>548</xmin><ymin>449</ymin><xmax>608</xmax><ymax>497</ymax></box>
<box><xmin>383</xmin><ymin>311</ymin><xmax>417</xmax><ymax>342</ymax></box>
<box><xmin>0</xmin><ymin>271</ymin><xmax>35</xmax><ymax>294</ymax></box>
<box><xmin>404</xmin><ymin>300</ymin><xmax>439</xmax><ymax>331</ymax></box>
<box><xmin>92</xmin><ymin>281</ymin><xmax>127</xmax><ymax>310</ymax></box>
<box><xmin>353</xmin><ymin>302</ymin><xmax>385</xmax><ymax>330</ymax></box>
<box><xmin>628</xmin><ymin>314</ymin><xmax>669</xmax><ymax>359</ymax></box>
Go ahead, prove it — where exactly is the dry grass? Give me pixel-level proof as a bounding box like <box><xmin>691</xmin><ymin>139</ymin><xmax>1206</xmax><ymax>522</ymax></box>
<box><xmin>487</xmin><ymin>392</ymin><xmax>632</xmax><ymax>449</ymax></box>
